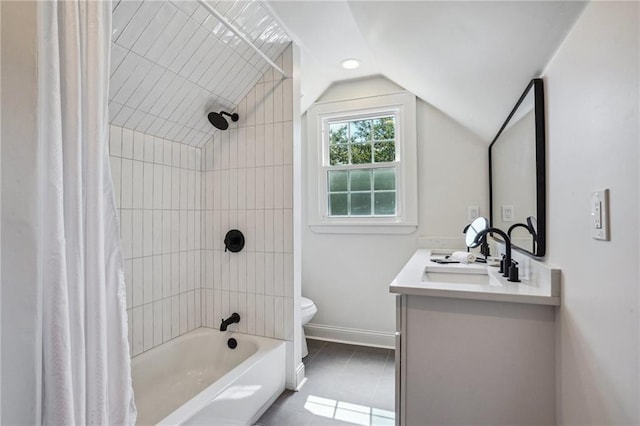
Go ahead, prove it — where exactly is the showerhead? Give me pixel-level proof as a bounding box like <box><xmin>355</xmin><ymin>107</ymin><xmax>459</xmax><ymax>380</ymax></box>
<box><xmin>207</xmin><ymin>111</ymin><xmax>239</xmax><ymax>130</ymax></box>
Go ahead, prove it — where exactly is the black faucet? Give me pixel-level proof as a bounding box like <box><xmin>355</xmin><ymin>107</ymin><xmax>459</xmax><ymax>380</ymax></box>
<box><xmin>220</xmin><ymin>313</ymin><xmax>241</xmax><ymax>331</ymax></box>
<box><xmin>474</xmin><ymin>227</ymin><xmax>520</xmax><ymax>282</ymax></box>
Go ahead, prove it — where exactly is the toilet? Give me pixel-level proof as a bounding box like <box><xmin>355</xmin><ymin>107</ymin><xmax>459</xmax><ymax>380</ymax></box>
<box><xmin>300</xmin><ymin>297</ymin><xmax>317</xmax><ymax>358</ymax></box>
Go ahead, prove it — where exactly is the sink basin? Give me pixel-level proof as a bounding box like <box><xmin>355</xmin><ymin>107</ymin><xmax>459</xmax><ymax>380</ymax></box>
<box><xmin>422</xmin><ymin>266</ymin><xmax>490</xmax><ymax>285</ymax></box>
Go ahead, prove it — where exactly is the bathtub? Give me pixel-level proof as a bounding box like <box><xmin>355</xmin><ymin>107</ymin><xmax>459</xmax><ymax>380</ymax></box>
<box><xmin>131</xmin><ymin>328</ymin><xmax>286</xmax><ymax>425</ymax></box>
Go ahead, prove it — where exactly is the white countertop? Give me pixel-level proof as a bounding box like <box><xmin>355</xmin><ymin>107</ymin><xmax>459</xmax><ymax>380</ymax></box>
<box><xmin>389</xmin><ymin>249</ymin><xmax>560</xmax><ymax>306</ymax></box>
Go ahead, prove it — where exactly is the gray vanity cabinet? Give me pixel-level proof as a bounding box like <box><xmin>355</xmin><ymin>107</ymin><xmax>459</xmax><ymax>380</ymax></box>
<box><xmin>395</xmin><ymin>294</ymin><xmax>556</xmax><ymax>426</ymax></box>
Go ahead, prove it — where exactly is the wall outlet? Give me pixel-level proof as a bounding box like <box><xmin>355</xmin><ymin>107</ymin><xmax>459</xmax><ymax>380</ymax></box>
<box><xmin>591</xmin><ymin>189</ymin><xmax>610</xmax><ymax>240</ymax></box>
<box><xmin>468</xmin><ymin>206</ymin><xmax>480</xmax><ymax>221</ymax></box>
<box><xmin>502</xmin><ymin>205</ymin><xmax>514</xmax><ymax>222</ymax></box>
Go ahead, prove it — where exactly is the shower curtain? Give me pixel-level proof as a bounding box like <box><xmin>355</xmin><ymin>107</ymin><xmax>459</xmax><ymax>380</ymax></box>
<box><xmin>38</xmin><ymin>1</ymin><xmax>136</xmax><ymax>424</ymax></box>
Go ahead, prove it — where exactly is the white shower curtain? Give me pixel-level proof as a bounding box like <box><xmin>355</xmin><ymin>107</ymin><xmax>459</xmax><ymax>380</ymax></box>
<box><xmin>38</xmin><ymin>1</ymin><xmax>136</xmax><ymax>424</ymax></box>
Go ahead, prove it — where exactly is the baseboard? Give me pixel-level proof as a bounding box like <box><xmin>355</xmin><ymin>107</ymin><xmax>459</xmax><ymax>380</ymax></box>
<box><xmin>304</xmin><ymin>323</ymin><xmax>395</xmax><ymax>349</ymax></box>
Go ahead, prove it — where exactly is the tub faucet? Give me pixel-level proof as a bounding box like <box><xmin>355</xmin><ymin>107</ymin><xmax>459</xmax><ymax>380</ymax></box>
<box><xmin>473</xmin><ymin>227</ymin><xmax>520</xmax><ymax>282</ymax></box>
<box><xmin>220</xmin><ymin>313</ymin><xmax>241</xmax><ymax>331</ymax></box>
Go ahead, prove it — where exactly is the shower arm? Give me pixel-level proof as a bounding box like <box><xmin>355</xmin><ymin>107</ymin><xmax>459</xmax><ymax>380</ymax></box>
<box><xmin>196</xmin><ymin>0</ymin><xmax>291</xmax><ymax>80</ymax></box>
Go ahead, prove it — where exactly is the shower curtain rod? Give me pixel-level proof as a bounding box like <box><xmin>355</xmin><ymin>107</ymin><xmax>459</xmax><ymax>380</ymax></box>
<box><xmin>197</xmin><ymin>0</ymin><xmax>291</xmax><ymax>79</ymax></box>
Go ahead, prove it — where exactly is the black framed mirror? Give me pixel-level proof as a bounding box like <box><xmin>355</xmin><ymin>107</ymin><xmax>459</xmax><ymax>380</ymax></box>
<box><xmin>489</xmin><ymin>78</ymin><xmax>545</xmax><ymax>257</ymax></box>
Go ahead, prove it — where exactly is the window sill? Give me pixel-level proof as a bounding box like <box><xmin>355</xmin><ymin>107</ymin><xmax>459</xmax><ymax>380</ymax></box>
<box><xmin>309</xmin><ymin>222</ymin><xmax>418</xmax><ymax>235</ymax></box>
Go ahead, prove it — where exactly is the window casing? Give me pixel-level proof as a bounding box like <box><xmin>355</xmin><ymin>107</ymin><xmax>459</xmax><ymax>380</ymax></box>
<box><xmin>307</xmin><ymin>92</ymin><xmax>418</xmax><ymax>234</ymax></box>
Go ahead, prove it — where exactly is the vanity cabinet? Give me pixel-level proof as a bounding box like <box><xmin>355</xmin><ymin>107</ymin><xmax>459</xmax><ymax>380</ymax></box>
<box><xmin>396</xmin><ymin>294</ymin><xmax>556</xmax><ymax>426</ymax></box>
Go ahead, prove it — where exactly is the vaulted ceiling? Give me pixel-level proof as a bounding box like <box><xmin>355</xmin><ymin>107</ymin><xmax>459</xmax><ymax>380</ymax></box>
<box><xmin>109</xmin><ymin>0</ymin><xmax>290</xmax><ymax>147</ymax></box>
<box><xmin>267</xmin><ymin>0</ymin><xmax>587</xmax><ymax>141</ymax></box>
<box><xmin>108</xmin><ymin>0</ymin><xmax>587</xmax><ymax>145</ymax></box>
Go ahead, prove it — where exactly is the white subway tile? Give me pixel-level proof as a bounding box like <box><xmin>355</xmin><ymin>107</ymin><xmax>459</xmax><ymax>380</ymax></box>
<box><xmin>219</xmin><ymin>170</ymin><xmax>229</xmax><ymax>209</ymax></box>
<box><xmin>273</xmin><ymin>122</ymin><xmax>284</xmax><ymax>166</ymax></box>
<box><xmin>132</xmin><ymin>210</ymin><xmax>143</xmax><ymax>258</ymax></box>
<box><xmin>273</xmin><ymin>79</ymin><xmax>283</xmax><ymax>123</ymax></box>
<box><xmin>246</xmin><ymin>126</ymin><xmax>256</xmax><ymax>168</ymax></box>
<box><xmin>284</xmin><ymin>165</ymin><xmax>293</xmax><ymax>209</ymax></box>
<box><xmin>143</xmin><ymin>303</ymin><xmax>154</xmax><ymax>351</ymax></box>
<box><xmin>284</xmin><ymin>122</ymin><xmax>293</xmax><ymax>165</ymax></box>
<box><xmin>274</xmin><ymin>297</ymin><xmax>284</xmax><ymax>339</ymax></box>
<box><xmin>132</xmin><ymin>161</ymin><xmax>144</xmax><ymax>209</ymax></box>
<box><xmin>213</xmin><ymin>250</ymin><xmax>221</xmax><ymax>290</ymax></box>
<box><xmin>254</xmin><ymin>168</ymin><xmax>265</xmax><ymax>209</ymax></box>
<box><xmin>228</xmin><ymin>169</ymin><xmax>238</xmax><ymax>210</ymax></box>
<box><xmin>143</xmin><ymin>133</ymin><xmax>154</xmax><ymax>163</ymax></box>
<box><xmin>143</xmin><ymin>162</ymin><xmax>154</xmax><ymax>209</ymax></box>
<box><xmin>133</xmin><ymin>131</ymin><xmax>145</xmax><ymax>161</ymax></box>
<box><xmin>172</xmin><ymin>142</ymin><xmax>181</xmax><ymax>168</ymax></box>
<box><xmin>274</xmin><ymin>253</ymin><xmax>284</xmax><ymax>296</ymax></box>
<box><xmin>229</xmin><ymin>254</ymin><xmax>238</xmax><ymax>293</ymax></box>
<box><xmin>264</xmin><ymin>81</ymin><xmax>274</xmax><ymax>124</ymax></box>
<box><xmin>264</xmin><ymin>123</ymin><xmax>274</xmax><ymax>167</ymax></box>
<box><xmin>163</xmin><ymin>298</ymin><xmax>172</xmax><ymax>342</ymax></box>
<box><xmin>188</xmin><ymin>170</ymin><xmax>196</xmax><ymax>210</ymax></box>
<box><xmin>171</xmin><ymin>167</ymin><xmax>180</xmax><ymax>209</ymax></box>
<box><xmin>203</xmin><ymin>289</ymin><xmax>212</xmax><ymax>328</ymax></box>
<box><xmin>246</xmin><ymin>293</ymin><xmax>256</xmax><ymax>335</ymax></box>
<box><xmin>122</xmin><ymin>128</ymin><xmax>134</xmax><ymax>159</ymax></box>
<box><xmin>255</xmin><ymin>294</ymin><xmax>265</xmax><ymax>336</ymax></box>
<box><xmin>284</xmin><ymin>209</ymin><xmax>293</xmax><ymax>253</ymax></box>
<box><xmin>162</xmin><ymin>211</ymin><xmax>171</xmax><ymax>254</ymax></box>
<box><xmin>179</xmin><ymin>251</ymin><xmax>188</xmax><ymax>293</ymax></box>
<box><xmin>171</xmin><ymin>253</ymin><xmax>180</xmax><ymax>296</ymax></box>
<box><xmin>132</xmin><ymin>306</ymin><xmax>143</xmax><ymax>355</ymax></box>
<box><xmin>213</xmin><ymin>170</ymin><xmax>221</xmax><ymax>210</ymax></box>
<box><xmin>121</xmin><ymin>159</ymin><xmax>133</xmax><ymax>209</ymax></box>
<box><xmin>236</xmin><ymin>127</ymin><xmax>246</xmax><ymax>170</ymax></box>
<box><xmin>162</xmin><ymin>253</ymin><xmax>171</xmax><ymax>298</ymax></box>
<box><xmin>264</xmin><ymin>167</ymin><xmax>274</xmax><ymax>210</ymax></box>
<box><xmin>273</xmin><ymin>209</ymin><xmax>284</xmax><ymax>253</ymax></box>
<box><xmin>171</xmin><ymin>295</ymin><xmax>179</xmax><ymax>338</ymax></box>
<box><xmin>255</xmin><ymin>83</ymin><xmax>265</xmax><ymax>126</ymax></box>
<box><xmin>110</xmin><ymin>157</ymin><xmax>122</xmax><ymax>208</ymax></box>
<box><xmin>180</xmin><ymin>211</ymin><xmax>188</xmax><ymax>252</ymax></box>
<box><xmin>264</xmin><ymin>209</ymin><xmax>274</xmax><ymax>252</ymax></box>
<box><xmin>187</xmin><ymin>291</ymin><xmax>195</xmax><ymax>331</ymax></box>
<box><xmin>179</xmin><ymin>169</ymin><xmax>188</xmax><ymax>210</ymax></box>
<box><xmin>153</xmin><ymin>255</ymin><xmax>163</xmax><ymax>301</ymax></box>
<box><xmin>245</xmin><ymin>87</ymin><xmax>256</xmax><ymax>126</ymax></box>
<box><xmin>163</xmin><ymin>140</ymin><xmax>173</xmax><ymax>166</ymax></box>
<box><xmin>255</xmin><ymin>252</ymin><xmax>265</xmax><ymax>295</ymax></box>
<box><xmin>273</xmin><ymin>165</ymin><xmax>284</xmax><ymax>209</ymax></box>
<box><xmin>187</xmin><ymin>251</ymin><xmax>195</xmax><ymax>291</ymax></box>
<box><xmin>152</xmin><ymin>210</ymin><xmax>162</xmax><ymax>256</ymax></box>
<box><xmin>283</xmin><ymin>78</ymin><xmax>293</xmax><ymax>122</ymax></box>
<box><xmin>143</xmin><ymin>210</ymin><xmax>153</xmax><ymax>257</ymax></box>
<box><xmin>264</xmin><ymin>252</ymin><xmax>274</xmax><ymax>296</ymax></box>
<box><xmin>143</xmin><ymin>256</ymin><xmax>153</xmax><ymax>304</ymax></box>
<box><xmin>220</xmin><ymin>290</ymin><xmax>230</xmax><ymax>320</ymax></box>
<box><xmin>228</xmin><ymin>128</ymin><xmax>238</xmax><ymax>170</ymax></box>
<box><xmin>264</xmin><ymin>295</ymin><xmax>274</xmax><ymax>338</ymax></box>
<box><xmin>254</xmin><ymin>210</ymin><xmax>265</xmax><ymax>252</ymax></box>
<box><xmin>237</xmin><ymin>293</ymin><xmax>247</xmax><ymax>334</ymax></box>
<box><xmin>254</xmin><ymin>125</ymin><xmax>265</xmax><ymax>167</ymax></box>
<box><xmin>213</xmin><ymin>290</ymin><xmax>222</xmax><ymax>328</ymax></box>
<box><xmin>153</xmin><ymin>301</ymin><xmax>163</xmax><ymax>347</ymax></box>
<box><xmin>153</xmin><ymin>164</ymin><xmax>163</xmax><ymax>210</ymax></box>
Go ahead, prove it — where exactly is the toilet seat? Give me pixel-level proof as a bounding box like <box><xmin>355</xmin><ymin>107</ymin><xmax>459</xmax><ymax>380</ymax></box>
<box><xmin>301</xmin><ymin>297</ymin><xmax>314</xmax><ymax>310</ymax></box>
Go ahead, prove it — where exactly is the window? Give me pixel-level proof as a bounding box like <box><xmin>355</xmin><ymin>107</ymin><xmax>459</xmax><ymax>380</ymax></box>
<box><xmin>325</xmin><ymin>115</ymin><xmax>398</xmax><ymax>217</ymax></box>
<box><xmin>307</xmin><ymin>92</ymin><xmax>418</xmax><ymax>234</ymax></box>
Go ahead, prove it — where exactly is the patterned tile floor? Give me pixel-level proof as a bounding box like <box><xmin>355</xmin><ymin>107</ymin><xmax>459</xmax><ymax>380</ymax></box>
<box><xmin>257</xmin><ymin>340</ymin><xmax>395</xmax><ymax>426</ymax></box>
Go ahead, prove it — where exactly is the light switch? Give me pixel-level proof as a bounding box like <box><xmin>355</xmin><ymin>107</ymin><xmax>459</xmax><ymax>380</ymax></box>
<box><xmin>468</xmin><ymin>206</ymin><xmax>480</xmax><ymax>222</ymax></box>
<box><xmin>591</xmin><ymin>189</ymin><xmax>609</xmax><ymax>240</ymax></box>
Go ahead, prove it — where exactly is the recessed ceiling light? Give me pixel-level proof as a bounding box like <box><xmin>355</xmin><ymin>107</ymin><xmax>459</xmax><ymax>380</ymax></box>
<box><xmin>341</xmin><ymin>59</ymin><xmax>360</xmax><ymax>70</ymax></box>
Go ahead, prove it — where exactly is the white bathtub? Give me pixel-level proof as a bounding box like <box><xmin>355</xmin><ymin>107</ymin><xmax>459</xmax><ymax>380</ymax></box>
<box><xmin>131</xmin><ymin>328</ymin><xmax>286</xmax><ymax>425</ymax></box>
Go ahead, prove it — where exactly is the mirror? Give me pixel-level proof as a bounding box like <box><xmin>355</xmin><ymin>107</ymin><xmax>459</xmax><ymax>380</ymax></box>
<box><xmin>489</xmin><ymin>78</ymin><xmax>545</xmax><ymax>256</ymax></box>
<box><xmin>465</xmin><ymin>217</ymin><xmax>489</xmax><ymax>248</ymax></box>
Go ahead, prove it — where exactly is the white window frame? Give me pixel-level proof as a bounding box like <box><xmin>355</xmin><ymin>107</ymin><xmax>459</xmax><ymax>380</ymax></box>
<box><xmin>307</xmin><ymin>92</ymin><xmax>418</xmax><ymax>234</ymax></box>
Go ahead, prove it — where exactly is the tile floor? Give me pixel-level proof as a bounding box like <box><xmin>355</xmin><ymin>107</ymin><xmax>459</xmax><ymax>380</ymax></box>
<box><xmin>257</xmin><ymin>339</ymin><xmax>395</xmax><ymax>426</ymax></box>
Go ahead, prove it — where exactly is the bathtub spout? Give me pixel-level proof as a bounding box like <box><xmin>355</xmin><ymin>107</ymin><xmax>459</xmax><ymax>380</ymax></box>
<box><xmin>220</xmin><ymin>313</ymin><xmax>241</xmax><ymax>331</ymax></box>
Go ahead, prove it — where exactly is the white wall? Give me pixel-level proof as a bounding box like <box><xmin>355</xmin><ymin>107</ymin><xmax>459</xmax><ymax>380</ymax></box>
<box><xmin>544</xmin><ymin>2</ymin><xmax>640</xmax><ymax>424</ymax></box>
<box><xmin>302</xmin><ymin>76</ymin><xmax>487</xmax><ymax>346</ymax></box>
<box><xmin>108</xmin><ymin>126</ymin><xmax>203</xmax><ymax>357</ymax></box>
<box><xmin>1</xmin><ymin>1</ymin><xmax>40</xmax><ymax>423</ymax></box>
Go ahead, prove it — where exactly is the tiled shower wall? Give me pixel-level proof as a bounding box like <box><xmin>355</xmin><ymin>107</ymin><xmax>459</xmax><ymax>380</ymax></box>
<box><xmin>201</xmin><ymin>45</ymin><xmax>294</xmax><ymax>341</ymax></box>
<box><xmin>109</xmin><ymin>125</ymin><xmax>203</xmax><ymax>356</ymax></box>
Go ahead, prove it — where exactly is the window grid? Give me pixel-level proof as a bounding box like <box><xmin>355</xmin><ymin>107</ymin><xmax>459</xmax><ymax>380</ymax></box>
<box><xmin>324</xmin><ymin>114</ymin><xmax>398</xmax><ymax>218</ymax></box>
